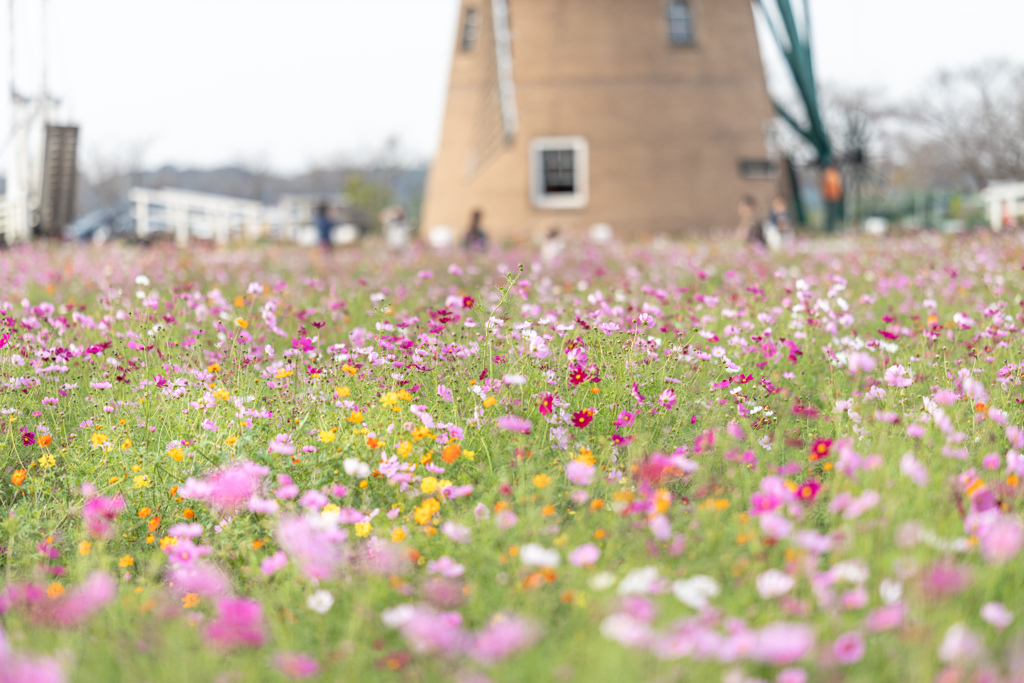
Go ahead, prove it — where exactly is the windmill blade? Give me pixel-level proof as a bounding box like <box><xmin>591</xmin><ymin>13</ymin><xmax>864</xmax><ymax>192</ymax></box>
<box><xmin>490</xmin><ymin>0</ymin><xmax>518</xmax><ymax>143</ymax></box>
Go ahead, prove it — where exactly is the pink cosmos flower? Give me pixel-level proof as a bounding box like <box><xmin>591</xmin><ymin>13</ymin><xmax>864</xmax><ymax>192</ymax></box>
<box><xmin>205</xmin><ymin>597</ymin><xmax>267</xmax><ymax>650</ymax></box>
<box><xmin>658</xmin><ymin>389</ymin><xmax>677</xmax><ymax>410</ymax></box>
<box><xmin>899</xmin><ymin>452</ymin><xmax>929</xmax><ymax>487</ymax></box>
<box><xmin>427</xmin><ymin>556</ymin><xmax>466</xmax><ymax>579</ymax></box>
<box><xmin>753</xmin><ymin>621</ymin><xmax>815</xmax><ymax>665</ymax></box>
<box><xmin>260</xmin><ymin>551</ymin><xmax>288</xmax><ymax>576</ymax></box>
<box><xmin>848</xmin><ymin>352</ymin><xmax>877</xmax><ymax>373</ymax></box>
<box><xmin>275</xmin><ymin>515</ymin><xmax>348</xmax><ymax>581</ymax></box>
<box><xmin>167</xmin><ymin>523</ymin><xmax>203</xmax><ymax>538</ymax></box>
<box><xmin>884</xmin><ymin>364</ymin><xmax>913</xmax><ymax>387</ymax></box>
<box><xmin>182</xmin><ymin>461</ymin><xmax>269</xmax><ymax>514</ymax></box>
<box><xmin>980</xmin><ymin>602</ymin><xmax>1014</xmax><ymax>630</ymax></box>
<box><xmin>496</xmin><ymin>414</ymin><xmax>532</xmax><ymax>434</ymax></box>
<box><xmin>441</xmin><ymin>521</ymin><xmax>471</xmax><ymax>544</ymax></box>
<box><xmin>979</xmin><ymin>516</ymin><xmax>1023</xmax><ymax>564</ymax></box>
<box><xmin>923</xmin><ymin>563</ymin><xmax>972</xmax><ymax>598</ymax></box>
<box><xmin>566</xmin><ymin>460</ymin><xmax>595</xmax><ymax>486</ymax></box>
<box><xmin>865</xmin><ymin>603</ymin><xmax>904</xmax><ymax>632</ymax></box>
<box><xmin>776</xmin><ymin>668</ymin><xmax>808</xmax><ymax>683</ymax></box>
<box><xmin>833</xmin><ymin>631</ymin><xmax>866</xmax><ymax>665</ymax></box>
<box><xmin>163</xmin><ymin>539</ymin><xmax>212</xmax><ymax>567</ymax></box>
<box><xmin>759</xmin><ymin>512</ymin><xmax>793</xmax><ymax>540</ymax></box>
<box><xmin>81</xmin><ymin>491</ymin><xmax>126</xmax><ymax>540</ymax></box>
<box><xmin>166</xmin><ymin>562</ymin><xmax>231</xmax><ymax>598</ymax></box>
<box><xmin>392</xmin><ymin>606</ymin><xmax>468</xmax><ymax>656</ymax></box>
<box><xmin>615</xmin><ymin>411</ymin><xmax>636</xmax><ymax>428</ymax></box>
<box><xmin>937</xmin><ymin>623</ymin><xmax>983</xmax><ymax>663</ymax></box>
<box><xmin>268</xmin><ymin>433</ymin><xmax>296</xmax><ymax>456</ymax></box>
<box><xmin>568</xmin><ymin>543</ymin><xmax>601</xmax><ymax>567</ymax></box>
<box><xmin>273</xmin><ymin>652</ymin><xmax>320</xmax><ymax>680</ymax></box>
<box><xmin>51</xmin><ymin>571</ymin><xmax>117</xmax><ymax>627</ymax></box>
<box><xmin>470</xmin><ymin>615</ymin><xmax>540</xmax><ymax>664</ymax></box>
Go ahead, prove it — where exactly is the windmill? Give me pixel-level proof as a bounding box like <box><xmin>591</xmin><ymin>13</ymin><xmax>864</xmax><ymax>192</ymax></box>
<box><xmin>1</xmin><ymin>0</ymin><xmax>78</xmax><ymax>245</ymax></box>
<box><xmin>422</xmin><ymin>0</ymin><xmax>782</xmax><ymax>240</ymax></box>
<box><xmin>753</xmin><ymin>0</ymin><xmax>841</xmax><ymax>231</ymax></box>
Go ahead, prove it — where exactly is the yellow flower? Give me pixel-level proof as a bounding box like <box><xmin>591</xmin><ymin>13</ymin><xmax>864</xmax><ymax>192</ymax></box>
<box><xmin>397</xmin><ymin>441</ymin><xmax>413</xmax><ymax>458</ymax></box>
<box><xmin>319</xmin><ymin>430</ymin><xmax>336</xmax><ymax>443</ymax></box>
<box><xmin>160</xmin><ymin>536</ymin><xmax>178</xmax><ymax>550</ymax></box>
<box><xmin>391</xmin><ymin>528</ymin><xmax>406</xmax><ymax>543</ymax></box>
<box><xmin>182</xmin><ymin>593</ymin><xmax>201</xmax><ymax>608</ymax></box>
<box><xmin>133</xmin><ymin>475</ymin><xmax>151</xmax><ymax>489</ymax></box>
<box><xmin>207</xmin><ymin>363</ymin><xmax>221</xmax><ymax>373</ymax></box>
<box><xmin>275</xmin><ymin>368</ymin><xmax>294</xmax><ymax>379</ymax></box>
<box><xmin>420</xmin><ymin>477</ymin><xmax>439</xmax><ymax>494</ymax></box>
<box><xmin>463</xmin><ymin>450</ymin><xmax>476</xmax><ymax>461</ymax></box>
<box><xmin>90</xmin><ymin>433</ymin><xmax>108</xmax><ymax>447</ymax></box>
<box><xmin>168</xmin><ymin>447</ymin><xmax>184</xmax><ymax>462</ymax></box>
<box><xmin>235</xmin><ymin>318</ymin><xmax>249</xmax><ymax>329</ymax></box>
<box><xmin>397</xmin><ymin>390</ymin><xmax>413</xmax><ymax>401</ymax></box>
<box><xmin>118</xmin><ymin>555</ymin><xmax>134</xmax><ymax>568</ymax></box>
<box><xmin>78</xmin><ymin>540</ymin><xmax>92</xmax><ymax>556</ymax></box>
<box><xmin>213</xmin><ymin>388</ymin><xmax>230</xmax><ymax>401</ymax></box>
<box><xmin>121</xmin><ymin>438</ymin><xmax>132</xmax><ymax>450</ymax></box>
<box><xmin>39</xmin><ymin>453</ymin><xmax>56</xmax><ymax>468</ymax></box>
<box><xmin>46</xmin><ymin>582</ymin><xmax>65</xmax><ymax>600</ymax></box>
<box><xmin>335</xmin><ymin>386</ymin><xmax>350</xmax><ymax>398</ymax></box>
<box><xmin>321</xmin><ymin>504</ymin><xmax>341</xmax><ymax>520</ymax></box>
<box><xmin>346</xmin><ymin>411</ymin><xmax>364</xmax><ymax>424</ymax></box>
<box><xmin>533</xmin><ymin>473</ymin><xmax>551</xmax><ymax>489</ymax></box>
<box><xmin>354</xmin><ymin>522</ymin><xmax>372</xmax><ymax>538</ymax></box>
<box><xmin>482</xmin><ymin>396</ymin><xmax>497</xmax><ymax>408</ymax></box>
<box><xmin>413</xmin><ymin>498</ymin><xmax>440</xmax><ymax>525</ymax></box>
<box><xmin>341</xmin><ymin>364</ymin><xmax>358</xmax><ymax>376</ymax></box>
<box><xmin>225</xmin><ymin>435</ymin><xmax>239</xmax><ymax>446</ymax></box>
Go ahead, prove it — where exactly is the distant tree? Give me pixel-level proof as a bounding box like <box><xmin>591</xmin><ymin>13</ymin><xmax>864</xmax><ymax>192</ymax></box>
<box><xmin>343</xmin><ymin>173</ymin><xmax>395</xmax><ymax>233</ymax></box>
<box><xmin>900</xmin><ymin>61</ymin><xmax>1024</xmax><ymax>191</ymax></box>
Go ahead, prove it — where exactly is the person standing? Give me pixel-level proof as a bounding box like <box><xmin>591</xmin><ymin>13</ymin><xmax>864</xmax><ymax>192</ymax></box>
<box><xmin>463</xmin><ymin>209</ymin><xmax>489</xmax><ymax>251</ymax></box>
<box><xmin>315</xmin><ymin>202</ymin><xmax>334</xmax><ymax>252</ymax></box>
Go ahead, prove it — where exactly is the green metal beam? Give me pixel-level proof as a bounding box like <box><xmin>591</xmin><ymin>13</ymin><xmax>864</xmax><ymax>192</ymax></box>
<box><xmin>756</xmin><ymin>0</ymin><xmax>832</xmax><ymax>166</ymax></box>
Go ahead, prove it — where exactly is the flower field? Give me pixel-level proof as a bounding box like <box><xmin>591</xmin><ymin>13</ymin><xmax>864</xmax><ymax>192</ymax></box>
<box><xmin>1</xmin><ymin>235</ymin><xmax>1023</xmax><ymax>683</ymax></box>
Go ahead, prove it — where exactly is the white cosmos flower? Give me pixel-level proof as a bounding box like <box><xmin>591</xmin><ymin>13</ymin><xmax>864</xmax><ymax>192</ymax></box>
<box><xmin>617</xmin><ymin>566</ymin><xmax>661</xmax><ymax>595</ymax></box>
<box><xmin>306</xmin><ymin>589</ymin><xmax>334</xmax><ymax>614</ymax></box>
<box><xmin>519</xmin><ymin>543</ymin><xmax>560</xmax><ymax>568</ymax></box>
<box><xmin>755</xmin><ymin>569</ymin><xmax>795</xmax><ymax>599</ymax></box>
<box><xmin>672</xmin><ymin>575</ymin><xmax>721</xmax><ymax>610</ymax></box>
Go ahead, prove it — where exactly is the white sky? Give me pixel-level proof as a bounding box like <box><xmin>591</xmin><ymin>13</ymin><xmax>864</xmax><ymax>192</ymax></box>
<box><xmin>2</xmin><ymin>0</ymin><xmax>1023</xmax><ymax>174</ymax></box>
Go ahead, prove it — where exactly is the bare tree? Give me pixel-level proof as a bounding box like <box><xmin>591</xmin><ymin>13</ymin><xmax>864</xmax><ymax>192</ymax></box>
<box><xmin>901</xmin><ymin>61</ymin><xmax>1024</xmax><ymax>191</ymax></box>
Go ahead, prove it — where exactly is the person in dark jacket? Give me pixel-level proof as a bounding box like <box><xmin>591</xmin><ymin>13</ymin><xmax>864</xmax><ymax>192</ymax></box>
<box><xmin>463</xmin><ymin>209</ymin><xmax>489</xmax><ymax>251</ymax></box>
<box><xmin>316</xmin><ymin>202</ymin><xmax>334</xmax><ymax>251</ymax></box>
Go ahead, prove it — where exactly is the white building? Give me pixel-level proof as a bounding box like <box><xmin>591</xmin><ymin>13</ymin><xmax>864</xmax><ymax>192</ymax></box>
<box><xmin>980</xmin><ymin>181</ymin><xmax>1024</xmax><ymax>231</ymax></box>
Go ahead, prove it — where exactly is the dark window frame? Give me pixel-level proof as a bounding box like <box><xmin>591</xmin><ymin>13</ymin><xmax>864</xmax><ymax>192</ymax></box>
<box><xmin>460</xmin><ymin>6</ymin><xmax>481</xmax><ymax>52</ymax></box>
<box><xmin>667</xmin><ymin>0</ymin><xmax>695</xmax><ymax>47</ymax></box>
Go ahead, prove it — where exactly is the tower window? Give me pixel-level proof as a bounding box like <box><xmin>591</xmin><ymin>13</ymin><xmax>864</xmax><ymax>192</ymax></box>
<box><xmin>530</xmin><ymin>137</ymin><xmax>589</xmax><ymax>210</ymax></box>
<box><xmin>668</xmin><ymin>0</ymin><xmax>694</xmax><ymax>46</ymax></box>
<box><xmin>461</xmin><ymin>7</ymin><xmax>481</xmax><ymax>52</ymax></box>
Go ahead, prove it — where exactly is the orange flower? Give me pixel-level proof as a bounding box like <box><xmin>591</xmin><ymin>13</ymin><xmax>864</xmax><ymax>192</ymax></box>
<box><xmin>38</xmin><ymin>434</ymin><xmax>53</xmax><ymax>447</ymax></box>
<box><xmin>148</xmin><ymin>516</ymin><xmax>161</xmax><ymax>533</ymax></box>
<box><xmin>533</xmin><ymin>473</ymin><xmax>551</xmax><ymax>489</ymax></box>
<box><xmin>138</xmin><ymin>506</ymin><xmax>152</xmax><ymax>518</ymax></box>
<box><xmin>182</xmin><ymin>508</ymin><xmax>195</xmax><ymax>519</ymax></box>
<box><xmin>441</xmin><ymin>443</ymin><xmax>461</xmax><ymax>464</ymax></box>
<box><xmin>11</xmin><ymin>469</ymin><xmax>26</xmax><ymax>486</ymax></box>
<box><xmin>118</xmin><ymin>555</ymin><xmax>134</xmax><ymax>568</ymax></box>
<box><xmin>182</xmin><ymin>593</ymin><xmax>200</xmax><ymax>608</ymax></box>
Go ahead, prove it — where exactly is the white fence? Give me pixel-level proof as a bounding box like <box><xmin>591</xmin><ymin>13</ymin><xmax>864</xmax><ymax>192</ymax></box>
<box><xmin>129</xmin><ymin>187</ymin><xmax>271</xmax><ymax>247</ymax></box>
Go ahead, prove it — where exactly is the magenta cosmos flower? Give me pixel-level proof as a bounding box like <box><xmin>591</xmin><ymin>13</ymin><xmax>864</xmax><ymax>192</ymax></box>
<box><xmin>572</xmin><ymin>409</ymin><xmax>594</xmax><ymax>429</ymax></box>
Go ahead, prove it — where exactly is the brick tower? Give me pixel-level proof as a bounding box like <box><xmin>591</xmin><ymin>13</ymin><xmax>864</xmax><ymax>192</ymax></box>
<box><xmin>422</xmin><ymin>0</ymin><xmax>778</xmax><ymax>241</ymax></box>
